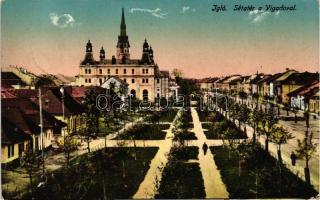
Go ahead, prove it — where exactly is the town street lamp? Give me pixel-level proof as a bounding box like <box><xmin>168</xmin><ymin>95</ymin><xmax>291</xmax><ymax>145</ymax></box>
<box><xmin>38</xmin><ymin>88</ymin><xmax>45</xmax><ymax>179</ymax></box>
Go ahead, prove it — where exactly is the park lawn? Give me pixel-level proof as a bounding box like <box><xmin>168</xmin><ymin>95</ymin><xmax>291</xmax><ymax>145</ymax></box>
<box><xmin>158</xmin><ymin>109</ymin><xmax>178</xmax><ymax>122</ymax></box>
<box><xmin>29</xmin><ymin>147</ymin><xmax>158</xmax><ymax>200</ymax></box>
<box><xmin>173</xmin><ymin>131</ymin><xmax>197</xmax><ymax>140</ymax></box>
<box><xmin>202</xmin><ymin>112</ymin><xmax>247</xmax><ymax>139</ymax></box>
<box><xmin>155</xmin><ymin>146</ymin><xmax>205</xmax><ymax>199</ymax></box>
<box><xmin>203</xmin><ymin>122</ymin><xmax>246</xmax><ymax>139</ymax></box>
<box><xmin>115</xmin><ymin>124</ymin><xmax>170</xmax><ymax>140</ymax></box>
<box><xmin>211</xmin><ymin>146</ymin><xmax>318</xmax><ymax>199</ymax></box>
<box><xmin>198</xmin><ymin>110</ymin><xmax>225</xmax><ymax>122</ymax></box>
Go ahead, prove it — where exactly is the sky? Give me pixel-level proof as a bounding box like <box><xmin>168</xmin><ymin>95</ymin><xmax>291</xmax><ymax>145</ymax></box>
<box><xmin>1</xmin><ymin>0</ymin><xmax>319</xmax><ymax>78</ymax></box>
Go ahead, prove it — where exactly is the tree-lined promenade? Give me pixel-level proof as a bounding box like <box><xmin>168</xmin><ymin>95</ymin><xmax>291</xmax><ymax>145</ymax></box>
<box><xmin>209</xmin><ymin>92</ymin><xmax>319</xmax><ymax>190</ymax></box>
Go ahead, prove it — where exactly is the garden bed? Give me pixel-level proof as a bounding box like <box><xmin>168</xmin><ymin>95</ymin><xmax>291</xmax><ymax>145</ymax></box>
<box><xmin>155</xmin><ymin>146</ymin><xmax>205</xmax><ymax>199</ymax></box>
<box><xmin>211</xmin><ymin>146</ymin><xmax>318</xmax><ymax>199</ymax></box>
<box><xmin>158</xmin><ymin>109</ymin><xmax>178</xmax><ymax>122</ymax></box>
<box><xmin>115</xmin><ymin>124</ymin><xmax>170</xmax><ymax>140</ymax></box>
<box><xmin>30</xmin><ymin>147</ymin><xmax>158</xmax><ymax>200</ymax></box>
<box><xmin>202</xmin><ymin>112</ymin><xmax>247</xmax><ymax>139</ymax></box>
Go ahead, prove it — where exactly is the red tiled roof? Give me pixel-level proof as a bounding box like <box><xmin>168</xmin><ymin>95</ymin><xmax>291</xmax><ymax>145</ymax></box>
<box><xmin>11</xmin><ymin>89</ymin><xmax>38</xmax><ymax>100</ymax></box>
<box><xmin>2</xmin><ymin>107</ymin><xmax>37</xmax><ymax>135</ymax></box>
<box><xmin>2</xmin><ymin>98</ymin><xmax>66</xmax><ymax>132</ymax></box>
<box><xmin>41</xmin><ymin>87</ymin><xmax>86</xmax><ymax>115</ymax></box>
<box><xmin>1</xmin><ymin>90</ymin><xmax>16</xmax><ymax>98</ymax></box>
<box><xmin>2</xmin><ymin>120</ymin><xmax>31</xmax><ymax>145</ymax></box>
<box><xmin>287</xmin><ymin>81</ymin><xmax>319</xmax><ymax>97</ymax></box>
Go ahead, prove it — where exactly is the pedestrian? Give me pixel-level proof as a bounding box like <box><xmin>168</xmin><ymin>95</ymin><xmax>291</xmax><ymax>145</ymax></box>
<box><xmin>202</xmin><ymin>142</ymin><xmax>208</xmax><ymax>155</ymax></box>
<box><xmin>290</xmin><ymin>152</ymin><xmax>297</xmax><ymax>166</ymax></box>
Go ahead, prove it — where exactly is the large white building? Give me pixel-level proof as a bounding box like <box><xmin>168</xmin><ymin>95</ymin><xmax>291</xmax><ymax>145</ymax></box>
<box><xmin>76</xmin><ymin>9</ymin><xmax>176</xmax><ymax>102</ymax></box>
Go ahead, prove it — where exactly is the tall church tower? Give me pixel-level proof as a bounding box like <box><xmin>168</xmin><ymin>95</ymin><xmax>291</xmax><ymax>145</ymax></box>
<box><xmin>116</xmin><ymin>8</ymin><xmax>130</xmax><ymax>63</ymax></box>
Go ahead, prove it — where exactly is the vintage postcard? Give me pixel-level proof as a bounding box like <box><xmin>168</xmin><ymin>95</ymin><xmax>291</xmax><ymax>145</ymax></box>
<box><xmin>1</xmin><ymin>0</ymin><xmax>319</xmax><ymax>199</ymax></box>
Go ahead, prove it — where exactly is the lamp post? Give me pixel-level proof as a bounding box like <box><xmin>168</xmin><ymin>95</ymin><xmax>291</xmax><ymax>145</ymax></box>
<box><xmin>38</xmin><ymin>88</ymin><xmax>45</xmax><ymax>178</ymax></box>
<box><xmin>60</xmin><ymin>87</ymin><xmax>66</xmax><ymax>151</ymax></box>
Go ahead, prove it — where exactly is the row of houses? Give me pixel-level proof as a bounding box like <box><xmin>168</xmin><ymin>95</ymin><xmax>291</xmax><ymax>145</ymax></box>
<box><xmin>197</xmin><ymin>68</ymin><xmax>319</xmax><ymax>113</ymax></box>
<box><xmin>1</xmin><ymin>69</ymin><xmax>99</xmax><ymax>164</ymax></box>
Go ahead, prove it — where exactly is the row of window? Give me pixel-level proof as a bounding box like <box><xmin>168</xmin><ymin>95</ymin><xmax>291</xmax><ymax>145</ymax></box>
<box><xmin>85</xmin><ymin>68</ymin><xmax>150</xmax><ymax>75</ymax></box>
<box><xmin>7</xmin><ymin>143</ymin><xmax>25</xmax><ymax>158</ymax></box>
<box><xmin>86</xmin><ymin>77</ymin><xmax>164</xmax><ymax>84</ymax></box>
<box><xmin>89</xmin><ymin>78</ymin><xmax>153</xmax><ymax>84</ymax></box>
<box><xmin>95</xmin><ymin>78</ymin><xmax>149</xmax><ymax>85</ymax></box>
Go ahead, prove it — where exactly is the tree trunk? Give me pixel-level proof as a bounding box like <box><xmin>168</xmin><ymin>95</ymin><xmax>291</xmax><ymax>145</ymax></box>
<box><xmin>122</xmin><ymin>160</ymin><xmax>126</xmax><ymax>178</ymax></box>
<box><xmin>87</xmin><ymin>139</ymin><xmax>90</xmax><ymax>153</ymax></box>
<box><xmin>305</xmin><ymin>158</ymin><xmax>310</xmax><ymax>185</ymax></box>
<box><xmin>102</xmin><ymin>173</ymin><xmax>107</xmax><ymax>200</ymax></box>
<box><xmin>265</xmin><ymin>136</ymin><xmax>269</xmax><ymax>152</ymax></box>
<box><xmin>253</xmin><ymin>124</ymin><xmax>256</xmax><ymax>143</ymax></box>
<box><xmin>277</xmin><ymin>145</ymin><xmax>282</xmax><ymax>164</ymax></box>
<box><xmin>133</xmin><ymin>139</ymin><xmax>137</xmax><ymax>160</ymax></box>
<box><xmin>104</xmin><ymin>135</ymin><xmax>107</xmax><ymax>149</ymax></box>
<box><xmin>29</xmin><ymin>170</ymin><xmax>33</xmax><ymax>199</ymax></box>
<box><xmin>67</xmin><ymin>151</ymin><xmax>70</xmax><ymax>167</ymax></box>
<box><xmin>238</xmin><ymin>158</ymin><xmax>241</xmax><ymax>176</ymax></box>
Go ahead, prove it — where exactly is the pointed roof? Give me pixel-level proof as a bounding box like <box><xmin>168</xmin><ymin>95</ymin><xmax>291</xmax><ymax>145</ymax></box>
<box><xmin>120</xmin><ymin>7</ymin><xmax>127</xmax><ymax>36</ymax></box>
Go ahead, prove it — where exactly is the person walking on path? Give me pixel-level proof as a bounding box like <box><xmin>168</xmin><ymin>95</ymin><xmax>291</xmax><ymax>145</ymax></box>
<box><xmin>202</xmin><ymin>142</ymin><xmax>208</xmax><ymax>155</ymax></box>
<box><xmin>290</xmin><ymin>151</ymin><xmax>297</xmax><ymax>166</ymax></box>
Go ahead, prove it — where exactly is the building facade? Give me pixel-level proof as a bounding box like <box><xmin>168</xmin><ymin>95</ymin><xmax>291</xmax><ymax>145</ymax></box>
<box><xmin>76</xmin><ymin>9</ymin><xmax>170</xmax><ymax>102</ymax></box>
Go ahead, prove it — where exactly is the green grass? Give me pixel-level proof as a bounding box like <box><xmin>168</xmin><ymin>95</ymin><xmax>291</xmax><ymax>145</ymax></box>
<box><xmin>155</xmin><ymin>146</ymin><xmax>205</xmax><ymax>199</ymax></box>
<box><xmin>158</xmin><ymin>109</ymin><xmax>178</xmax><ymax>122</ymax></box>
<box><xmin>173</xmin><ymin>131</ymin><xmax>197</xmax><ymax>140</ymax></box>
<box><xmin>197</xmin><ymin>110</ymin><xmax>224</xmax><ymax>122</ymax></box>
<box><xmin>211</xmin><ymin>146</ymin><xmax>318</xmax><ymax>199</ymax></box>
<box><xmin>28</xmin><ymin>147</ymin><xmax>158</xmax><ymax>200</ymax></box>
<box><xmin>202</xmin><ymin>112</ymin><xmax>247</xmax><ymax>139</ymax></box>
<box><xmin>115</xmin><ymin>124</ymin><xmax>170</xmax><ymax>140</ymax></box>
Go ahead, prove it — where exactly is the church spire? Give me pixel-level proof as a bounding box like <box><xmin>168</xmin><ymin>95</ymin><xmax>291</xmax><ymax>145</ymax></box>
<box><xmin>120</xmin><ymin>7</ymin><xmax>127</xmax><ymax>36</ymax></box>
<box><xmin>117</xmin><ymin>8</ymin><xmax>130</xmax><ymax>62</ymax></box>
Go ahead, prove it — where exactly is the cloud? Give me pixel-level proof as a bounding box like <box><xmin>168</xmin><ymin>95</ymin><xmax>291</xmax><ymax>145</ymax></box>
<box><xmin>49</xmin><ymin>13</ymin><xmax>77</xmax><ymax>28</ymax></box>
<box><xmin>182</xmin><ymin>6</ymin><xmax>196</xmax><ymax>14</ymax></box>
<box><xmin>129</xmin><ymin>8</ymin><xmax>167</xmax><ymax>18</ymax></box>
<box><xmin>182</xmin><ymin>6</ymin><xmax>190</xmax><ymax>13</ymax></box>
<box><xmin>248</xmin><ymin>9</ymin><xmax>279</xmax><ymax>23</ymax></box>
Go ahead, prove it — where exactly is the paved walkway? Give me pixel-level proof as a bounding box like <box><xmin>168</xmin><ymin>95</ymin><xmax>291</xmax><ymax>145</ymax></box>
<box><xmin>133</xmin><ymin>110</ymin><xmax>181</xmax><ymax>199</ymax></box>
<box><xmin>190</xmin><ymin>107</ymin><xmax>229</xmax><ymax>198</ymax></box>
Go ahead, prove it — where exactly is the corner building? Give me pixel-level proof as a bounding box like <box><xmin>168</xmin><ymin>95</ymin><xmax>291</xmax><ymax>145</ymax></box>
<box><xmin>76</xmin><ymin>8</ymin><xmax>170</xmax><ymax>102</ymax></box>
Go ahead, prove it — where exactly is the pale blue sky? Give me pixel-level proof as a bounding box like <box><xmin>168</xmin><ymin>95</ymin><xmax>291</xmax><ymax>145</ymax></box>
<box><xmin>1</xmin><ymin>0</ymin><xmax>319</xmax><ymax>77</ymax></box>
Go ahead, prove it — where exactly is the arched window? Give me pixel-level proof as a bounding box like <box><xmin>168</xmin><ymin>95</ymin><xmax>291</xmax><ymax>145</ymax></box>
<box><xmin>131</xmin><ymin>89</ymin><xmax>136</xmax><ymax>99</ymax></box>
<box><xmin>143</xmin><ymin>89</ymin><xmax>148</xmax><ymax>101</ymax></box>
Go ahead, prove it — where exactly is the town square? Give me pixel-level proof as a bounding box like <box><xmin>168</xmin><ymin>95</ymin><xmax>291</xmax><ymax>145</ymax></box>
<box><xmin>1</xmin><ymin>0</ymin><xmax>319</xmax><ymax>199</ymax></box>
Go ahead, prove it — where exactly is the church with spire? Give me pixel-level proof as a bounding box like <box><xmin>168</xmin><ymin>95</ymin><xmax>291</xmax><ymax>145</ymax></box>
<box><xmin>76</xmin><ymin>8</ymin><xmax>177</xmax><ymax>102</ymax></box>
